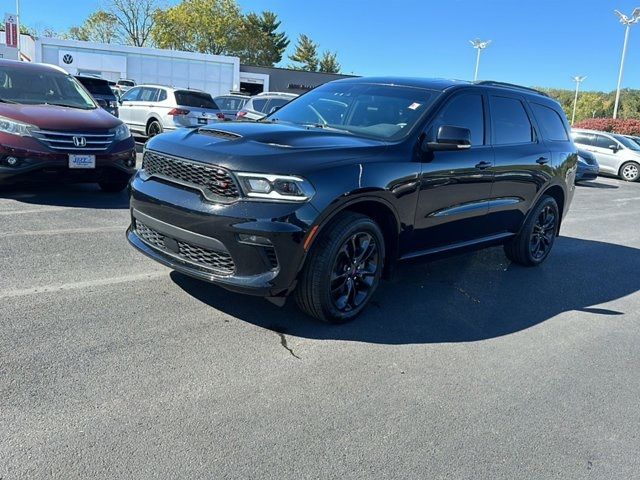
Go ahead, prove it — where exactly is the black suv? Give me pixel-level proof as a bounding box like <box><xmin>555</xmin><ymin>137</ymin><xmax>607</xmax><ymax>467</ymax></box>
<box><xmin>127</xmin><ymin>77</ymin><xmax>577</xmax><ymax>323</ymax></box>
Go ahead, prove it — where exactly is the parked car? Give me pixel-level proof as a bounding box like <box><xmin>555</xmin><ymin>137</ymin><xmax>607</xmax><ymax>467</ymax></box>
<box><xmin>213</xmin><ymin>93</ymin><xmax>250</xmax><ymax>121</ymax></box>
<box><xmin>624</xmin><ymin>135</ymin><xmax>640</xmax><ymax>147</ymax></box>
<box><xmin>118</xmin><ymin>85</ymin><xmax>224</xmax><ymax>138</ymax></box>
<box><xmin>75</xmin><ymin>75</ymin><xmax>119</xmax><ymax>117</ymax></box>
<box><xmin>116</xmin><ymin>79</ymin><xmax>136</xmax><ymax>93</ymax></box>
<box><xmin>127</xmin><ymin>77</ymin><xmax>577</xmax><ymax>322</ymax></box>
<box><xmin>0</xmin><ymin>60</ymin><xmax>136</xmax><ymax>192</ymax></box>
<box><xmin>571</xmin><ymin>129</ymin><xmax>640</xmax><ymax>182</ymax></box>
<box><xmin>236</xmin><ymin>92</ymin><xmax>298</xmax><ymax>121</ymax></box>
<box><xmin>576</xmin><ymin>148</ymin><xmax>599</xmax><ymax>183</ymax></box>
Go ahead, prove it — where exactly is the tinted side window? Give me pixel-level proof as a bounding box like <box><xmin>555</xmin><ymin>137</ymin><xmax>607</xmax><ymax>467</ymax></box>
<box><xmin>139</xmin><ymin>87</ymin><xmax>158</xmax><ymax>102</ymax></box>
<box><xmin>121</xmin><ymin>87</ymin><xmax>141</xmax><ymax>102</ymax></box>
<box><xmin>572</xmin><ymin>133</ymin><xmax>595</xmax><ymax>146</ymax></box>
<box><xmin>595</xmin><ymin>135</ymin><xmax>615</xmax><ymax>149</ymax></box>
<box><xmin>531</xmin><ymin>103</ymin><xmax>568</xmax><ymax>141</ymax></box>
<box><xmin>434</xmin><ymin>93</ymin><xmax>485</xmax><ymax>146</ymax></box>
<box><xmin>157</xmin><ymin>89</ymin><xmax>167</xmax><ymax>101</ymax></box>
<box><xmin>490</xmin><ymin>96</ymin><xmax>534</xmax><ymax>145</ymax></box>
<box><xmin>251</xmin><ymin>98</ymin><xmax>268</xmax><ymax>112</ymax></box>
<box><xmin>266</xmin><ymin>98</ymin><xmax>290</xmax><ymax>113</ymax></box>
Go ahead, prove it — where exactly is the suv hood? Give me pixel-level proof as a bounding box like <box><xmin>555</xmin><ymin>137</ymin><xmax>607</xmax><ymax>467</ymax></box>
<box><xmin>0</xmin><ymin>104</ymin><xmax>121</xmax><ymax>131</ymax></box>
<box><xmin>146</xmin><ymin>121</ymin><xmax>388</xmax><ymax>173</ymax></box>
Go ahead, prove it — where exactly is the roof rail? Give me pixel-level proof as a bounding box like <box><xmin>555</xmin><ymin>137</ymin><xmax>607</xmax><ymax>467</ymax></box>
<box><xmin>475</xmin><ymin>81</ymin><xmax>549</xmax><ymax>97</ymax></box>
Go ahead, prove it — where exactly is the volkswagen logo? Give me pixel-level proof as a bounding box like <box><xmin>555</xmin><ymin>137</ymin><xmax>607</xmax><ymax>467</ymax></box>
<box><xmin>72</xmin><ymin>136</ymin><xmax>87</xmax><ymax>147</ymax></box>
<box><xmin>62</xmin><ymin>54</ymin><xmax>73</xmax><ymax>64</ymax></box>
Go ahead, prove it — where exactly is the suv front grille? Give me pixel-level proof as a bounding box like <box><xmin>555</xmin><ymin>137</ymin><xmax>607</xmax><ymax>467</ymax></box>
<box><xmin>135</xmin><ymin>220</ymin><xmax>235</xmax><ymax>275</ymax></box>
<box><xmin>142</xmin><ymin>150</ymin><xmax>239</xmax><ymax>201</ymax></box>
<box><xmin>33</xmin><ymin>130</ymin><xmax>114</xmax><ymax>151</ymax></box>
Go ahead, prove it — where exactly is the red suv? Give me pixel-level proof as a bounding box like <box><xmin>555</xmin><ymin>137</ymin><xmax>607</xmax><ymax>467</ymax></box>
<box><xmin>0</xmin><ymin>60</ymin><xmax>136</xmax><ymax>192</ymax></box>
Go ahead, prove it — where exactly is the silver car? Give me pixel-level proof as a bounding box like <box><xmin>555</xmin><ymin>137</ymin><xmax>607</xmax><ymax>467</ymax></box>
<box><xmin>236</xmin><ymin>92</ymin><xmax>298</xmax><ymax>121</ymax></box>
<box><xmin>118</xmin><ymin>85</ymin><xmax>223</xmax><ymax>138</ymax></box>
<box><xmin>213</xmin><ymin>94</ymin><xmax>250</xmax><ymax>121</ymax></box>
<box><xmin>572</xmin><ymin>128</ymin><xmax>640</xmax><ymax>182</ymax></box>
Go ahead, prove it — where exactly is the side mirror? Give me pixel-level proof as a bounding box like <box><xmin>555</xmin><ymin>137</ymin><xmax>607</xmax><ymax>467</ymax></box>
<box><xmin>609</xmin><ymin>144</ymin><xmax>619</xmax><ymax>152</ymax></box>
<box><xmin>425</xmin><ymin>125</ymin><xmax>472</xmax><ymax>151</ymax></box>
<box><xmin>96</xmin><ymin>98</ymin><xmax>108</xmax><ymax>109</ymax></box>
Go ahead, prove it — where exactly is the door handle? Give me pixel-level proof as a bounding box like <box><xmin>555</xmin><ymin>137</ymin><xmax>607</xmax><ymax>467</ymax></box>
<box><xmin>475</xmin><ymin>161</ymin><xmax>492</xmax><ymax>170</ymax></box>
<box><xmin>536</xmin><ymin>157</ymin><xmax>550</xmax><ymax>165</ymax></box>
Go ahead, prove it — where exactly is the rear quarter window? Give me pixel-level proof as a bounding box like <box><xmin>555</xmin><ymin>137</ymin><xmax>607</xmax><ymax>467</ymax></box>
<box><xmin>531</xmin><ymin>103</ymin><xmax>569</xmax><ymax>141</ymax></box>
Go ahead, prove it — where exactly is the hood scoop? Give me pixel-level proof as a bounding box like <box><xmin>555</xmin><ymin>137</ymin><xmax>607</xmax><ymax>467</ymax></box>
<box><xmin>197</xmin><ymin>128</ymin><xmax>242</xmax><ymax>140</ymax></box>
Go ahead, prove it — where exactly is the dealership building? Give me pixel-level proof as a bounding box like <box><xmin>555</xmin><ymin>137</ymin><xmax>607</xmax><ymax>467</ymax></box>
<box><xmin>8</xmin><ymin>36</ymin><xmax>353</xmax><ymax>97</ymax></box>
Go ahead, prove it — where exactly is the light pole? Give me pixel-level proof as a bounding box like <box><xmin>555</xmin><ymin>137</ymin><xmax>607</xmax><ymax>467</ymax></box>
<box><xmin>570</xmin><ymin>75</ymin><xmax>587</xmax><ymax>125</ymax></box>
<box><xmin>613</xmin><ymin>8</ymin><xmax>640</xmax><ymax>119</ymax></box>
<box><xmin>469</xmin><ymin>39</ymin><xmax>491</xmax><ymax>81</ymax></box>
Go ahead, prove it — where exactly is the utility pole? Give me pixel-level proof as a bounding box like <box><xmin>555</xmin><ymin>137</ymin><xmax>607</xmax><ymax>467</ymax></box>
<box><xmin>469</xmin><ymin>39</ymin><xmax>492</xmax><ymax>81</ymax></box>
<box><xmin>570</xmin><ymin>75</ymin><xmax>587</xmax><ymax>125</ymax></box>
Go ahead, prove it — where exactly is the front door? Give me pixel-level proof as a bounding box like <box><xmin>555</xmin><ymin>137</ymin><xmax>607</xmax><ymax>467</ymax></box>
<box><xmin>591</xmin><ymin>133</ymin><xmax>621</xmax><ymax>175</ymax></box>
<box><xmin>412</xmin><ymin>92</ymin><xmax>494</xmax><ymax>252</ymax></box>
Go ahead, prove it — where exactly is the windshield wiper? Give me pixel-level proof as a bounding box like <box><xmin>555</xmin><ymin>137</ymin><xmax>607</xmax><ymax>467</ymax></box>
<box><xmin>0</xmin><ymin>98</ymin><xmax>18</xmax><ymax>104</ymax></box>
<box><xmin>301</xmin><ymin>123</ymin><xmax>353</xmax><ymax>134</ymax></box>
<box><xmin>42</xmin><ymin>102</ymin><xmax>93</xmax><ymax>110</ymax></box>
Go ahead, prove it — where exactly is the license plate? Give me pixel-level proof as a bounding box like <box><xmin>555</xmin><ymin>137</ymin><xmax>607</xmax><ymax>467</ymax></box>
<box><xmin>197</xmin><ymin>117</ymin><xmax>208</xmax><ymax>125</ymax></box>
<box><xmin>68</xmin><ymin>154</ymin><xmax>96</xmax><ymax>169</ymax></box>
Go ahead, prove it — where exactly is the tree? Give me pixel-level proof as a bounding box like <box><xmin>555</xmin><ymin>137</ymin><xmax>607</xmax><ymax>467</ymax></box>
<box><xmin>319</xmin><ymin>51</ymin><xmax>340</xmax><ymax>73</ymax></box>
<box><xmin>237</xmin><ymin>11</ymin><xmax>289</xmax><ymax>66</ymax></box>
<box><xmin>107</xmin><ymin>0</ymin><xmax>158</xmax><ymax>47</ymax></box>
<box><xmin>67</xmin><ymin>11</ymin><xmax>120</xmax><ymax>44</ymax></box>
<box><xmin>288</xmin><ymin>34</ymin><xmax>319</xmax><ymax>71</ymax></box>
<box><xmin>152</xmin><ymin>0</ymin><xmax>244</xmax><ymax>55</ymax></box>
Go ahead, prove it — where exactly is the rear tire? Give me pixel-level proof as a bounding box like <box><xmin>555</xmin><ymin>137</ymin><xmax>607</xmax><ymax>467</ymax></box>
<box><xmin>295</xmin><ymin>212</ymin><xmax>385</xmax><ymax>323</ymax></box>
<box><xmin>98</xmin><ymin>177</ymin><xmax>129</xmax><ymax>193</ymax></box>
<box><xmin>504</xmin><ymin>195</ymin><xmax>559</xmax><ymax>267</ymax></box>
<box><xmin>146</xmin><ymin>119</ymin><xmax>163</xmax><ymax>138</ymax></box>
<box><xmin>619</xmin><ymin>161</ymin><xmax>640</xmax><ymax>182</ymax></box>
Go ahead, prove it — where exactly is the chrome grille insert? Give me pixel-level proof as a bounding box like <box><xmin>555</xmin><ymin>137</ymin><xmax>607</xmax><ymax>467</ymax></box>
<box><xmin>142</xmin><ymin>150</ymin><xmax>239</xmax><ymax>201</ymax></box>
<box><xmin>33</xmin><ymin>130</ymin><xmax>114</xmax><ymax>151</ymax></box>
<box><xmin>135</xmin><ymin>220</ymin><xmax>235</xmax><ymax>275</ymax></box>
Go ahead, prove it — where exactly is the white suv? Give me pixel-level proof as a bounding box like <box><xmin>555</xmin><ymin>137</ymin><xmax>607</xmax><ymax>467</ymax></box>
<box><xmin>119</xmin><ymin>85</ymin><xmax>224</xmax><ymax>138</ymax></box>
<box><xmin>236</xmin><ymin>92</ymin><xmax>298</xmax><ymax>121</ymax></box>
<box><xmin>572</xmin><ymin>128</ymin><xmax>640</xmax><ymax>182</ymax></box>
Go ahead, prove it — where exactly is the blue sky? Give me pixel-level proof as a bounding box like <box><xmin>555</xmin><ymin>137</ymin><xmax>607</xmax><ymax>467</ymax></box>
<box><xmin>11</xmin><ymin>0</ymin><xmax>640</xmax><ymax>91</ymax></box>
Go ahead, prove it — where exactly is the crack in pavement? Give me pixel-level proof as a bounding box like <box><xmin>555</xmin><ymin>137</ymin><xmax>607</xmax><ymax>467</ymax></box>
<box><xmin>277</xmin><ymin>332</ymin><xmax>301</xmax><ymax>359</ymax></box>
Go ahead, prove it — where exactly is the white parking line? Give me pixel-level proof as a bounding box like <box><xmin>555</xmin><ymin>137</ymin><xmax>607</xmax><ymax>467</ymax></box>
<box><xmin>0</xmin><ymin>271</ymin><xmax>167</xmax><ymax>299</ymax></box>
<box><xmin>0</xmin><ymin>226</ymin><xmax>123</xmax><ymax>238</ymax></box>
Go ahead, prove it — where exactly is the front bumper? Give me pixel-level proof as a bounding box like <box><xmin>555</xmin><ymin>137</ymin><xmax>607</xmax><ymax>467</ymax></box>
<box><xmin>128</xmin><ymin>172</ymin><xmax>320</xmax><ymax>297</ymax></box>
<box><xmin>0</xmin><ymin>137</ymin><xmax>136</xmax><ymax>185</ymax></box>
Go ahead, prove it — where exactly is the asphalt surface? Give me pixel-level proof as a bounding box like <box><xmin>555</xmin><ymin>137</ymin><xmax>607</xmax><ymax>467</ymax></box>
<box><xmin>1</xmin><ymin>165</ymin><xmax>639</xmax><ymax>479</ymax></box>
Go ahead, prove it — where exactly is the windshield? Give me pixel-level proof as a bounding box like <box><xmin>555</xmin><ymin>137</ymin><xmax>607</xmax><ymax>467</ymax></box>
<box><xmin>614</xmin><ymin>134</ymin><xmax>640</xmax><ymax>151</ymax></box>
<box><xmin>0</xmin><ymin>65</ymin><xmax>97</xmax><ymax>109</ymax></box>
<box><xmin>265</xmin><ymin>82</ymin><xmax>438</xmax><ymax>140</ymax></box>
<box><xmin>174</xmin><ymin>90</ymin><xmax>218</xmax><ymax>109</ymax></box>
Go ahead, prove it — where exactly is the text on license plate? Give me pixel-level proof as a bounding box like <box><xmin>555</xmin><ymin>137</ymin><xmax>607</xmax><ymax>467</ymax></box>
<box><xmin>198</xmin><ymin>117</ymin><xmax>208</xmax><ymax>125</ymax></box>
<box><xmin>68</xmin><ymin>154</ymin><xmax>96</xmax><ymax>169</ymax></box>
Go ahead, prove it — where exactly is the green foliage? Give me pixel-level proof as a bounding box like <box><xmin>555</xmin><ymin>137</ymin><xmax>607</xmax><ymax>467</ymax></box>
<box><xmin>289</xmin><ymin>34</ymin><xmax>319</xmax><ymax>71</ymax></box>
<box><xmin>538</xmin><ymin>87</ymin><xmax>640</xmax><ymax>123</ymax></box>
<box><xmin>237</xmin><ymin>11</ymin><xmax>289</xmax><ymax>66</ymax></box>
<box><xmin>67</xmin><ymin>11</ymin><xmax>120</xmax><ymax>44</ymax></box>
<box><xmin>319</xmin><ymin>51</ymin><xmax>340</xmax><ymax>73</ymax></box>
<box><xmin>152</xmin><ymin>0</ymin><xmax>244</xmax><ymax>55</ymax></box>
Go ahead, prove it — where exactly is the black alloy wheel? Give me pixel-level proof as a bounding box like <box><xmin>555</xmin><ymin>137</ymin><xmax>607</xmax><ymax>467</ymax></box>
<box><xmin>295</xmin><ymin>212</ymin><xmax>385</xmax><ymax>323</ymax></box>
<box><xmin>147</xmin><ymin>120</ymin><xmax>163</xmax><ymax>138</ymax></box>
<box><xmin>530</xmin><ymin>204</ymin><xmax>557</xmax><ymax>261</ymax></box>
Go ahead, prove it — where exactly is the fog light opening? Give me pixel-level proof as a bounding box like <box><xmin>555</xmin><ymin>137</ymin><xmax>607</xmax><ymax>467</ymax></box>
<box><xmin>238</xmin><ymin>233</ymin><xmax>273</xmax><ymax>246</ymax></box>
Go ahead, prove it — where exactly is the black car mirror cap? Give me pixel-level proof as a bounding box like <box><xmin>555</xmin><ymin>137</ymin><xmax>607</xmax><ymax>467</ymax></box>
<box><xmin>424</xmin><ymin>125</ymin><xmax>472</xmax><ymax>152</ymax></box>
<box><xmin>96</xmin><ymin>98</ymin><xmax>108</xmax><ymax>108</ymax></box>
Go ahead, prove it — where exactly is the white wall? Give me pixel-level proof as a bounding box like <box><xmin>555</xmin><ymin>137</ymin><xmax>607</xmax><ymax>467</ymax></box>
<box><xmin>36</xmin><ymin>38</ymin><xmax>240</xmax><ymax>97</ymax></box>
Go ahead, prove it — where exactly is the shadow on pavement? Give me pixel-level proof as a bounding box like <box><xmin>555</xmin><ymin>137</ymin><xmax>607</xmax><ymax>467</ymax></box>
<box><xmin>171</xmin><ymin>236</ymin><xmax>640</xmax><ymax>344</ymax></box>
<box><xmin>577</xmin><ymin>181</ymin><xmax>619</xmax><ymax>189</ymax></box>
<box><xmin>0</xmin><ymin>183</ymin><xmax>130</xmax><ymax>209</ymax></box>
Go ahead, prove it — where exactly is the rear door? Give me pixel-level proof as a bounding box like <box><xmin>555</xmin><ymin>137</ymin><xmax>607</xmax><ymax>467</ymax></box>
<box><xmin>412</xmin><ymin>91</ymin><xmax>495</xmax><ymax>251</ymax></box>
<box><xmin>487</xmin><ymin>94</ymin><xmax>551</xmax><ymax>234</ymax></box>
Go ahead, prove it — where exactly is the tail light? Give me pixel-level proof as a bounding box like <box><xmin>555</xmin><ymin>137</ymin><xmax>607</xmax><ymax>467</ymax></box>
<box><xmin>236</xmin><ymin>110</ymin><xmax>247</xmax><ymax>119</ymax></box>
<box><xmin>168</xmin><ymin>108</ymin><xmax>190</xmax><ymax>116</ymax></box>
<box><xmin>216</xmin><ymin>112</ymin><xmax>225</xmax><ymax>120</ymax></box>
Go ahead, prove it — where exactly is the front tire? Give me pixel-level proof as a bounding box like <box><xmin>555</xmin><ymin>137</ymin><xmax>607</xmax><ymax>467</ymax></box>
<box><xmin>295</xmin><ymin>212</ymin><xmax>385</xmax><ymax>323</ymax></box>
<box><xmin>619</xmin><ymin>161</ymin><xmax>640</xmax><ymax>182</ymax></box>
<box><xmin>504</xmin><ymin>195</ymin><xmax>559</xmax><ymax>266</ymax></box>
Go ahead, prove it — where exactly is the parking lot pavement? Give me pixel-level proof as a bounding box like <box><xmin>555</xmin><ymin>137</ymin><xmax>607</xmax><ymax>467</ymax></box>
<box><xmin>1</xmin><ymin>175</ymin><xmax>639</xmax><ymax>479</ymax></box>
